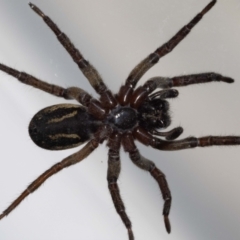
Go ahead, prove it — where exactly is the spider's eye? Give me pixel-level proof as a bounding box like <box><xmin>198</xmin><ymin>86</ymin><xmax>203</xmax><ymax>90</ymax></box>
<box><xmin>158</xmin><ymin>120</ymin><xmax>165</xmax><ymax>128</ymax></box>
<box><xmin>151</xmin><ymin>99</ymin><xmax>169</xmax><ymax>111</ymax></box>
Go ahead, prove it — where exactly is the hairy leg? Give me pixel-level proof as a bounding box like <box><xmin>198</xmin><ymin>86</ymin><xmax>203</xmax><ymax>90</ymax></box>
<box><xmin>134</xmin><ymin>126</ymin><xmax>240</xmax><ymax>151</ymax></box>
<box><xmin>122</xmin><ymin>133</ymin><xmax>172</xmax><ymax>233</ymax></box>
<box><xmin>0</xmin><ymin>125</ymin><xmax>111</xmax><ymax>220</ymax></box>
<box><xmin>145</xmin><ymin>72</ymin><xmax>233</xmax><ymax>89</ymax></box>
<box><xmin>152</xmin><ymin>136</ymin><xmax>240</xmax><ymax>151</ymax></box>
<box><xmin>107</xmin><ymin>132</ymin><xmax>134</xmax><ymax>240</ymax></box>
<box><xmin>130</xmin><ymin>71</ymin><xmax>233</xmax><ymax>108</ymax></box>
<box><xmin>0</xmin><ymin>63</ymin><xmax>93</xmax><ymax>106</ymax></box>
<box><xmin>125</xmin><ymin>1</ymin><xmax>217</xmax><ymax>88</ymax></box>
<box><xmin>29</xmin><ymin>2</ymin><xmax>116</xmax><ymax>107</ymax></box>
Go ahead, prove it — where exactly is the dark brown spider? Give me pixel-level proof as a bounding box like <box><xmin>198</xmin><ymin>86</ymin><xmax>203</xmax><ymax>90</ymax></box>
<box><xmin>0</xmin><ymin>1</ymin><xmax>239</xmax><ymax>239</ymax></box>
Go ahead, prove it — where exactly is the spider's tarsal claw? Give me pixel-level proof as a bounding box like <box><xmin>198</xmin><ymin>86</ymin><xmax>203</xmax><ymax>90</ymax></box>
<box><xmin>29</xmin><ymin>2</ymin><xmax>45</xmax><ymax>17</ymax></box>
<box><xmin>0</xmin><ymin>213</ymin><xmax>5</xmax><ymax>220</ymax></box>
<box><xmin>202</xmin><ymin>0</ymin><xmax>217</xmax><ymax>15</ymax></box>
<box><xmin>128</xmin><ymin>228</ymin><xmax>134</xmax><ymax>240</ymax></box>
<box><xmin>28</xmin><ymin>2</ymin><xmax>35</xmax><ymax>9</ymax></box>
<box><xmin>223</xmin><ymin>77</ymin><xmax>234</xmax><ymax>84</ymax></box>
<box><xmin>164</xmin><ymin>215</ymin><xmax>171</xmax><ymax>234</ymax></box>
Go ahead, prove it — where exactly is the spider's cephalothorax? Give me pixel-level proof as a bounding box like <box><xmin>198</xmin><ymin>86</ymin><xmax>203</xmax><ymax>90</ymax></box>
<box><xmin>0</xmin><ymin>1</ymin><xmax>239</xmax><ymax>240</ymax></box>
<box><xmin>107</xmin><ymin>106</ymin><xmax>138</xmax><ymax>131</ymax></box>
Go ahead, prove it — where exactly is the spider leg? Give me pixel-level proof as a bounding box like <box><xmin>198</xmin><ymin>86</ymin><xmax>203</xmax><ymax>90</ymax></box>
<box><xmin>29</xmin><ymin>3</ymin><xmax>116</xmax><ymax>107</ymax></box>
<box><xmin>0</xmin><ymin>125</ymin><xmax>111</xmax><ymax>221</ymax></box>
<box><xmin>124</xmin><ymin>0</ymin><xmax>217</xmax><ymax>89</ymax></box>
<box><xmin>0</xmin><ymin>142</ymin><xmax>94</xmax><ymax>220</ymax></box>
<box><xmin>0</xmin><ymin>63</ymin><xmax>94</xmax><ymax>106</ymax></box>
<box><xmin>107</xmin><ymin>132</ymin><xmax>134</xmax><ymax>240</ymax></box>
<box><xmin>146</xmin><ymin>72</ymin><xmax>234</xmax><ymax>89</ymax></box>
<box><xmin>122</xmin><ymin>133</ymin><xmax>171</xmax><ymax>233</ymax></box>
<box><xmin>0</xmin><ymin>63</ymin><xmax>111</xmax><ymax>118</ymax></box>
<box><xmin>152</xmin><ymin>135</ymin><xmax>240</xmax><ymax>151</ymax></box>
<box><xmin>134</xmin><ymin>126</ymin><xmax>240</xmax><ymax>151</ymax></box>
<box><xmin>130</xmin><ymin>71</ymin><xmax>233</xmax><ymax>108</ymax></box>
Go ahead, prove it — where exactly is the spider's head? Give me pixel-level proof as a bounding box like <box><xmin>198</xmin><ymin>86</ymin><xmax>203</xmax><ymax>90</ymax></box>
<box><xmin>138</xmin><ymin>98</ymin><xmax>171</xmax><ymax>131</ymax></box>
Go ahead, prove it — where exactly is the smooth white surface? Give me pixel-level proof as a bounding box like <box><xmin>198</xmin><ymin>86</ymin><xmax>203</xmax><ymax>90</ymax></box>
<box><xmin>0</xmin><ymin>0</ymin><xmax>240</xmax><ymax>240</ymax></box>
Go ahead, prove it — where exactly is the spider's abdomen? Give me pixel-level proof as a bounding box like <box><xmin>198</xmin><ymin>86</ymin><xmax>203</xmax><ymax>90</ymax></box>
<box><xmin>107</xmin><ymin>106</ymin><xmax>138</xmax><ymax>131</ymax></box>
<box><xmin>29</xmin><ymin>104</ymin><xmax>100</xmax><ymax>150</ymax></box>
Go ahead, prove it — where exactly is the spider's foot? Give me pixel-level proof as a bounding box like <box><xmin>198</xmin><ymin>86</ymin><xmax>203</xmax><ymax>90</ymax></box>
<box><xmin>202</xmin><ymin>1</ymin><xmax>217</xmax><ymax>15</ymax></box>
<box><xmin>164</xmin><ymin>215</ymin><xmax>171</xmax><ymax>234</ymax></box>
<box><xmin>128</xmin><ymin>228</ymin><xmax>134</xmax><ymax>240</ymax></box>
<box><xmin>29</xmin><ymin>3</ymin><xmax>45</xmax><ymax>18</ymax></box>
<box><xmin>222</xmin><ymin>77</ymin><xmax>234</xmax><ymax>83</ymax></box>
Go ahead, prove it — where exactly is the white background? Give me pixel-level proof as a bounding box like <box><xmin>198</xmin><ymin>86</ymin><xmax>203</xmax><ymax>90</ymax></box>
<box><xmin>0</xmin><ymin>0</ymin><xmax>240</xmax><ymax>240</ymax></box>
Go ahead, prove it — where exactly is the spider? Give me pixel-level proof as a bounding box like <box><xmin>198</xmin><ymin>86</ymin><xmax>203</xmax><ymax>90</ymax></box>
<box><xmin>0</xmin><ymin>1</ymin><xmax>239</xmax><ymax>239</ymax></box>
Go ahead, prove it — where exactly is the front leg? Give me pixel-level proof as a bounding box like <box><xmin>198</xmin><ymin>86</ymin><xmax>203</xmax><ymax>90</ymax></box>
<box><xmin>129</xmin><ymin>72</ymin><xmax>233</xmax><ymax>109</ymax></box>
<box><xmin>124</xmin><ymin>1</ymin><xmax>217</xmax><ymax>89</ymax></box>
<box><xmin>134</xmin><ymin>127</ymin><xmax>240</xmax><ymax>151</ymax></box>
<box><xmin>145</xmin><ymin>72</ymin><xmax>233</xmax><ymax>89</ymax></box>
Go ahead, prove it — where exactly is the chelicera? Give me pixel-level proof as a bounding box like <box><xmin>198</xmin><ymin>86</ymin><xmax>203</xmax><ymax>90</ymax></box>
<box><xmin>0</xmin><ymin>1</ymin><xmax>238</xmax><ymax>239</ymax></box>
